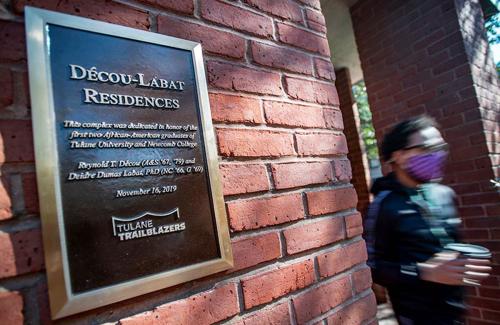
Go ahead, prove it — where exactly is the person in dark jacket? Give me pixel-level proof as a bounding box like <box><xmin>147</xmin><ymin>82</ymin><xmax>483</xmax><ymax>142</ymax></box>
<box><xmin>365</xmin><ymin>116</ymin><xmax>491</xmax><ymax>325</ymax></box>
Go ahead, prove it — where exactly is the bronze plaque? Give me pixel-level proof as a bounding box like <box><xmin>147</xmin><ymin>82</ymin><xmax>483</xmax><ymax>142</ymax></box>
<box><xmin>25</xmin><ymin>7</ymin><xmax>232</xmax><ymax>319</ymax></box>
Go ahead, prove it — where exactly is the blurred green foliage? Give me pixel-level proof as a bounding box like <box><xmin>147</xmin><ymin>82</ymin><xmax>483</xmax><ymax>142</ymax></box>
<box><xmin>352</xmin><ymin>81</ymin><xmax>379</xmax><ymax>162</ymax></box>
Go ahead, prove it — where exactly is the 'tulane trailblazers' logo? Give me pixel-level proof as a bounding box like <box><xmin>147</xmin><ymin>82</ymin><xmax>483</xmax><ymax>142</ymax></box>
<box><xmin>112</xmin><ymin>208</ymin><xmax>186</xmax><ymax>241</ymax></box>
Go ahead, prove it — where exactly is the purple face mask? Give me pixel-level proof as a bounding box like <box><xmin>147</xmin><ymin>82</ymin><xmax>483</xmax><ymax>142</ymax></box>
<box><xmin>405</xmin><ymin>150</ymin><xmax>448</xmax><ymax>183</ymax></box>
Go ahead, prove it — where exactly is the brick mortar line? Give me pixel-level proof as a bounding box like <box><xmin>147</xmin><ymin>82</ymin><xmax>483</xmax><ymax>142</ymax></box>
<box><xmin>0</xmin><ymin>216</ymin><xmax>41</xmax><ymax>233</ymax></box>
<box><xmin>289</xmin><ymin>299</ymin><xmax>299</xmax><ymax>325</ymax></box>
<box><xmin>148</xmin><ymin>12</ymin><xmax>158</xmax><ymax>32</ymax></box>
<box><xmin>300</xmin><ymin>5</ymin><xmax>307</xmax><ymax>28</ymax></box>
<box><xmin>264</xmin><ymin>163</ymin><xmax>276</xmax><ymax>191</ymax></box>
<box><xmin>193</xmin><ymin>0</ymin><xmax>201</xmax><ymax>18</ymax></box>
<box><xmin>205</xmin><ymin>56</ymin><xmax>336</xmax><ymax>85</ymax></box>
<box><xmin>363</xmin><ymin>317</ymin><xmax>378</xmax><ymax>325</ymax></box>
<box><xmin>218</xmin><ymin>154</ymin><xmax>349</xmax><ymax>164</ymax></box>
<box><xmin>248</xmin><ymin>57</ymin><xmax>320</xmax><ymax>79</ymax></box>
<box><xmin>9</xmin><ymin>173</ymin><xmax>25</xmax><ymax>214</ymax></box>
<box><xmin>0</xmin><ymin>62</ymin><xmax>28</xmax><ymax>71</ymax></box>
<box><xmin>0</xmin><ymin>113</ymin><xmax>32</xmax><ymax>121</ymax></box>
<box><xmin>208</xmin><ymin>89</ymin><xmax>340</xmax><ymax>110</ymax></box>
<box><xmin>214</xmin><ymin>121</ymin><xmax>344</xmax><ymax>132</ymax></box>
<box><xmin>219</xmin><ymin>156</ymin><xmax>348</xmax><ymax>165</ymax></box>
<box><xmin>273</xmin><ymin>16</ymin><xmax>327</xmax><ymax>38</ymax></box>
<box><xmin>214</xmin><ymin>123</ymin><xmax>344</xmax><ymax>135</ymax></box>
<box><xmin>0</xmin><ymin>112</ymin><xmax>30</xmax><ymax>120</ymax></box>
<box><xmin>223</xmin><ymin>183</ymin><xmax>355</xmax><ymax>203</ymax></box>
<box><xmin>236</xmin><ymin>281</ymin><xmax>245</xmax><ymax>316</ymax></box>
<box><xmin>0</xmin><ymin>269</ymin><xmax>45</xmax><ymax>289</ymax></box>
<box><xmin>313</xmin><ymin>255</ymin><xmax>321</xmax><ymax>282</ymax></box>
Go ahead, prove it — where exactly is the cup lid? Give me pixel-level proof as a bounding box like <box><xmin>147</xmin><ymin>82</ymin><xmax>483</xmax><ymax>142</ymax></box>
<box><xmin>444</xmin><ymin>243</ymin><xmax>491</xmax><ymax>258</ymax></box>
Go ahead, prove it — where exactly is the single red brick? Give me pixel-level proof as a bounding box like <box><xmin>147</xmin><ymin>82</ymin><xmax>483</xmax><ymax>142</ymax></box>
<box><xmin>271</xmin><ymin>161</ymin><xmax>333</xmax><ymax>189</ymax></box>
<box><xmin>277</xmin><ymin>22</ymin><xmax>330</xmax><ymax>56</ymax></box>
<box><xmin>323</xmin><ymin>109</ymin><xmax>343</xmax><ymax>130</ymax></box>
<box><xmin>137</xmin><ymin>0</ymin><xmax>193</xmax><ymax>14</ymax></box>
<box><xmin>209</xmin><ymin>93</ymin><xmax>263</xmax><ymax>124</ymax></box>
<box><xmin>306</xmin><ymin>187</ymin><xmax>358</xmax><ymax>216</ymax></box>
<box><xmin>200</xmin><ymin>0</ymin><xmax>273</xmax><ymax>38</ymax></box>
<box><xmin>219</xmin><ymin>163</ymin><xmax>269</xmax><ymax>196</ymax></box>
<box><xmin>14</xmin><ymin>0</ymin><xmax>149</xmax><ymax>30</ymax></box>
<box><xmin>297</xmin><ymin>0</ymin><xmax>321</xmax><ymax>9</ymax></box>
<box><xmin>242</xmin><ymin>260</ymin><xmax>315</xmax><ymax>308</ymax></box>
<box><xmin>308</xmin><ymin>20</ymin><xmax>327</xmax><ymax>34</ymax></box>
<box><xmin>326</xmin><ymin>293</ymin><xmax>377</xmax><ymax>325</ymax></box>
<box><xmin>157</xmin><ymin>16</ymin><xmax>245</xmax><ymax>59</ymax></box>
<box><xmin>22</xmin><ymin>173</ymin><xmax>38</xmax><ymax>215</ymax></box>
<box><xmin>305</xmin><ymin>8</ymin><xmax>326</xmax><ymax>26</ymax></box>
<box><xmin>293</xmin><ymin>276</ymin><xmax>352</xmax><ymax>324</ymax></box>
<box><xmin>333</xmin><ymin>158</ymin><xmax>352</xmax><ymax>182</ymax></box>
<box><xmin>244</xmin><ymin>0</ymin><xmax>303</xmax><ymax>23</ymax></box>
<box><xmin>352</xmin><ymin>267</ymin><xmax>373</xmax><ymax>293</ymax></box>
<box><xmin>0</xmin><ymin>181</ymin><xmax>12</xmax><ymax>220</ymax></box>
<box><xmin>251</xmin><ymin>41</ymin><xmax>313</xmax><ymax>75</ymax></box>
<box><xmin>231</xmin><ymin>232</ymin><xmax>281</xmax><ymax>271</ymax></box>
<box><xmin>264</xmin><ymin>100</ymin><xmax>325</xmax><ymax>128</ymax></box>
<box><xmin>0</xmin><ymin>21</ymin><xmax>26</xmax><ymax>62</ymax></box>
<box><xmin>283</xmin><ymin>217</ymin><xmax>344</xmax><ymax>254</ymax></box>
<box><xmin>208</xmin><ymin>61</ymin><xmax>283</xmax><ymax>95</ymax></box>
<box><xmin>345</xmin><ymin>212</ymin><xmax>363</xmax><ymax>238</ymax></box>
<box><xmin>0</xmin><ymin>68</ymin><xmax>13</xmax><ymax>109</ymax></box>
<box><xmin>314</xmin><ymin>58</ymin><xmax>336</xmax><ymax>80</ymax></box>
<box><xmin>296</xmin><ymin>132</ymin><xmax>348</xmax><ymax>156</ymax></box>
<box><xmin>227</xmin><ymin>193</ymin><xmax>304</xmax><ymax>231</ymax></box>
<box><xmin>318</xmin><ymin>240</ymin><xmax>367</xmax><ymax>278</ymax></box>
<box><xmin>120</xmin><ymin>283</ymin><xmax>239</xmax><ymax>324</ymax></box>
<box><xmin>217</xmin><ymin>128</ymin><xmax>295</xmax><ymax>158</ymax></box>
<box><xmin>237</xmin><ymin>302</ymin><xmax>290</xmax><ymax>325</ymax></box>
<box><xmin>285</xmin><ymin>76</ymin><xmax>339</xmax><ymax>105</ymax></box>
<box><xmin>0</xmin><ymin>228</ymin><xmax>44</xmax><ymax>279</ymax></box>
<box><xmin>0</xmin><ymin>120</ymin><xmax>34</xmax><ymax>162</ymax></box>
<box><xmin>0</xmin><ymin>291</ymin><xmax>23</xmax><ymax>325</ymax></box>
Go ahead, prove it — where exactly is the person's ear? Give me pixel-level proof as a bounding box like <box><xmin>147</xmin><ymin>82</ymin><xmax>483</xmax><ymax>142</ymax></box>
<box><xmin>391</xmin><ymin>150</ymin><xmax>404</xmax><ymax>166</ymax></box>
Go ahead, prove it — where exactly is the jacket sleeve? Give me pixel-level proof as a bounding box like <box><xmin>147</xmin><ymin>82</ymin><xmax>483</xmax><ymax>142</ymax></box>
<box><xmin>371</xmin><ymin>201</ymin><xmax>422</xmax><ymax>287</ymax></box>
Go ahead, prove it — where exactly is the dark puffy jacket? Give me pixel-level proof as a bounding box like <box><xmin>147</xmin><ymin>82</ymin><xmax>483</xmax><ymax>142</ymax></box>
<box><xmin>366</xmin><ymin>173</ymin><xmax>465</xmax><ymax>321</ymax></box>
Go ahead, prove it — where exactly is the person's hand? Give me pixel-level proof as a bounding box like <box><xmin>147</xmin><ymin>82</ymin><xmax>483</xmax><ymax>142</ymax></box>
<box><xmin>417</xmin><ymin>251</ymin><xmax>491</xmax><ymax>286</ymax></box>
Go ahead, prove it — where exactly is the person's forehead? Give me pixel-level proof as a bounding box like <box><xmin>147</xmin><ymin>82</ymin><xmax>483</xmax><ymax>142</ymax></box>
<box><xmin>407</xmin><ymin>127</ymin><xmax>445</xmax><ymax>147</ymax></box>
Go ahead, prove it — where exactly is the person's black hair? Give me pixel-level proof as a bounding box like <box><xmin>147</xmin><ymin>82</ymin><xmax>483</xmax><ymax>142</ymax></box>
<box><xmin>381</xmin><ymin>115</ymin><xmax>438</xmax><ymax>162</ymax></box>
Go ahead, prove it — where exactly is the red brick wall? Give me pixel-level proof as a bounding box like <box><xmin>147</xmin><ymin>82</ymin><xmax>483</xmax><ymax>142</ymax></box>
<box><xmin>351</xmin><ymin>0</ymin><xmax>500</xmax><ymax>323</ymax></box>
<box><xmin>335</xmin><ymin>68</ymin><xmax>372</xmax><ymax>216</ymax></box>
<box><xmin>0</xmin><ymin>0</ymin><xmax>375</xmax><ymax>323</ymax></box>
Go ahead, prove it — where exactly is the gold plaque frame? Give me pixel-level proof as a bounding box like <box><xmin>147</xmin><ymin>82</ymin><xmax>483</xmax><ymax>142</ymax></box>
<box><xmin>25</xmin><ymin>7</ymin><xmax>233</xmax><ymax>319</ymax></box>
